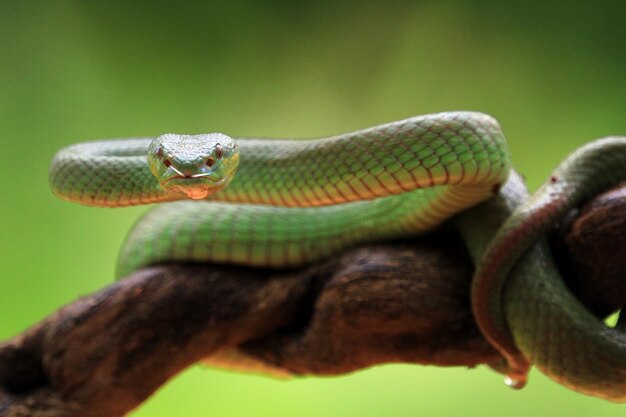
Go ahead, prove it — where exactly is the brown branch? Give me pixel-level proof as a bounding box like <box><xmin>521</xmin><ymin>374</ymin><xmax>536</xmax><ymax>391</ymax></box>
<box><xmin>0</xmin><ymin>184</ymin><xmax>624</xmax><ymax>417</ymax></box>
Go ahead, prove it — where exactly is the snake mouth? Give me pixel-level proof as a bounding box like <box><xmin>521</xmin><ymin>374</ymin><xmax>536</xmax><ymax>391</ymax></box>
<box><xmin>163</xmin><ymin>173</ymin><xmax>225</xmax><ymax>184</ymax></box>
<box><xmin>161</xmin><ymin>163</ymin><xmax>225</xmax><ymax>183</ymax></box>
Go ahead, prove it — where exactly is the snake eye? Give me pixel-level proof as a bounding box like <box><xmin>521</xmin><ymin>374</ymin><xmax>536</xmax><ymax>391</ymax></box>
<box><xmin>157</xmin><ymin>147</ymin><xmax>164</xmax><ymax>159</ymax></box>
<box><xmin>215</xmin><ymin>144</ymin><xmax>223</xmax><ymax>159</ymax></box>
<box><xmin>206</xmin><ymin>156</ymin><xmax>216</xmax><ymax>167</ymax></box>
<box><xmin>163</xmin><ymin>159</ymin><xmax>172</xmax><ymax>168</ymax></box>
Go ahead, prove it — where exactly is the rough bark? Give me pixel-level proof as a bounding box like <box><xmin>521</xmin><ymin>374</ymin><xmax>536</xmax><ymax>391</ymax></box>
<box><xmin>0</xmin><ymin>184</ymin><xmax>624</xmax><ymax>417</ymax></box>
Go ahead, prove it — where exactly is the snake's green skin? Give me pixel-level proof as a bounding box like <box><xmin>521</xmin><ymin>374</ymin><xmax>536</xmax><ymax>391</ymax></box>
<box><xmin>49</xmin><ymin>111</ymin><xmax>626</xmax><ymax>401</ymax></box>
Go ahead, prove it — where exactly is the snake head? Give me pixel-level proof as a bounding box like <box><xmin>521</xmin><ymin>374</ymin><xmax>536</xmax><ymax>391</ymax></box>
<box><xmin>148</xmin><ymin>133</ymin><xmax>239</xmax><ymax>200</ymax></box>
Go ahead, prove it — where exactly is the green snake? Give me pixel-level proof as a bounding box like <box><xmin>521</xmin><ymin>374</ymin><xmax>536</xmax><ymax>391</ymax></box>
<box><xmin>49</xmin><ymin>111</ymin><xmax>626</xmax><ymax>401</ymax></box>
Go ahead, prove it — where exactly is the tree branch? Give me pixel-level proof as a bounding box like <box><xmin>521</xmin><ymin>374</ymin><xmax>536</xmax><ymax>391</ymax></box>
<box><xmin>0</xmin><ymin>184</ymin><xmax>624</xmax><ymax>417</ymax></box>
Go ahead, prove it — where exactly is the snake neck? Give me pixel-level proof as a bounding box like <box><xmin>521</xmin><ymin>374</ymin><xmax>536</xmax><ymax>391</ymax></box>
<box><xmin>50</xmin><ymin>138</ymin><xmax>166</xmax><ymax>207</ymax></box>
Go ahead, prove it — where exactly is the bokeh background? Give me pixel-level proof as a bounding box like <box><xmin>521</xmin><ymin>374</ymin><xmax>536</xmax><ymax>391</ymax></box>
<box><xmin>1</xmin><ymin>1</ymin><xmax>625</xmax><ymax>416</ymax></box>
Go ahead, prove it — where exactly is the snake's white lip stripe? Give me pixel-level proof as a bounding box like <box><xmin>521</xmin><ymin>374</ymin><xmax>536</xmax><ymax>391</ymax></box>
<box><xmin>164</xmin><ymin>172</ymin><xmax>220</xmax><ymax>182</ymax></box>
<box><xmin>169</xmin><ymin>166</ymin><xmax>185</xmax><ymax>177</ymax></box>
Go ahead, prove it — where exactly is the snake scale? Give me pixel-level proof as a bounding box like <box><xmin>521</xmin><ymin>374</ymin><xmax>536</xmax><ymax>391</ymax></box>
<box><xmin>49</xmin><ymin>111</ymin><xmax>626</xmax><ymax>401</ymax></box>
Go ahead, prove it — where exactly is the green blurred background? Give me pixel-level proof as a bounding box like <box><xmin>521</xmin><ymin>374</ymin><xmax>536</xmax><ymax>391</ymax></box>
<box><xmin>1</xmin><ymin>1</ymin><xmax>625</xmax><ymax>416</ymax></box>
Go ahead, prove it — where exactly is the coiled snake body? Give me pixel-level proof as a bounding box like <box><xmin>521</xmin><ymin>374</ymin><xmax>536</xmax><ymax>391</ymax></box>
<box><xmin>50</xmin><ymin>111</ymin><xmax>626</xmax><ymax>401</ymax></box>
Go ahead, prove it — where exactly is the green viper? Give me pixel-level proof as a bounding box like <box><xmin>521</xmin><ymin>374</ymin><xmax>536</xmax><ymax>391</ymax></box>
<box><xmin>49</xmin><ymin>111</ymin><xmax>626</xmax><ymax>401</ymax></box>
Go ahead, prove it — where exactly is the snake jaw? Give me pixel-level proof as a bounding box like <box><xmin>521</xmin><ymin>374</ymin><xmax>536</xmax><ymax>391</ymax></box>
<box><xmin>161</xmin><ymin>175</ymin><xmax>229</xmax><ymax>200</ymax></box>
<box><xmin>184</xmin><ymin>187</ymin><xmax>210</xmax><ymax>200</ymax></box>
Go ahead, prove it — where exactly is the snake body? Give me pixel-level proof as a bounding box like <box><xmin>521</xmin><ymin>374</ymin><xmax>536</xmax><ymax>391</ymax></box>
<box><xmin>49</xmin><ymin>111</ymin><xmax>626</xmax><ymax>401</ymax></box>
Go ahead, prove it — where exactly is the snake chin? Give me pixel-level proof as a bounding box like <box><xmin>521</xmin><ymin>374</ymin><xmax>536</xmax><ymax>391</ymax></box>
<box><xmin>164</xmin><ymin>176</ymin><xmax>231</xmax><ymax>200</ymax></box>
<box><xmin>184</xmin><ymin>188</ymin><xmax>210</xmax><ymax>200</ymax></box>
